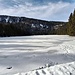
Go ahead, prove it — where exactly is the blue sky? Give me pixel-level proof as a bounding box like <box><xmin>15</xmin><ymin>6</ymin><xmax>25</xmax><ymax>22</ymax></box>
<box><xmin>0</xmin><ymin>0</ymin><xmax>75</xmax><ymax>21</ymax></box>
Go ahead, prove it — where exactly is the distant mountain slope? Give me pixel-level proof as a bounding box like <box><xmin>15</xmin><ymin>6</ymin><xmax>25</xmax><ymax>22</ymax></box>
<box><xmin>0</xmin><ymin>15</ymin><xmax>66</xmax><ymax>36</ymax></box>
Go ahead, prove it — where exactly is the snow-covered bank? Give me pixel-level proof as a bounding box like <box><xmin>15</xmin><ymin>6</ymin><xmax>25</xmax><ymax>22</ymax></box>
<box><xmin>17</xmin><ymin>61</ymin><xmax>75</xmax><ymax>75</ymax></box>
<box><xmin>0</xmin><ymin>35</ymin><xmax>75</xmax><ymax>75</ymax></box>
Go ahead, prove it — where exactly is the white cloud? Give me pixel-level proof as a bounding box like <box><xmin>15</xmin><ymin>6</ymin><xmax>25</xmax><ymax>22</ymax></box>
<box><xmin>0</xmin><ymin>1</ymin><xmax>75</xmax><ymax>21</ymax></box>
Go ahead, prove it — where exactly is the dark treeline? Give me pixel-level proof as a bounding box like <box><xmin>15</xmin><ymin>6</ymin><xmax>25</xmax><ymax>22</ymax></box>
<box><xmin>0</xmin><ymin>15</ymin><xmax>65</xmax><ymax>37</ymax></box>
<box><xmin>0</xmin><ymin>23</ymin><xmax>32</xmax><ymax>37</ymax></box>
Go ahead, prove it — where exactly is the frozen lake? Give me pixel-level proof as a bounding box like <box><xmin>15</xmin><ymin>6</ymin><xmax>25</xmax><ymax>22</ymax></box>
<box><xmin>0</xmin><ymin>35</ymin><xmax>75</xmax><ymax>75</ymax></box>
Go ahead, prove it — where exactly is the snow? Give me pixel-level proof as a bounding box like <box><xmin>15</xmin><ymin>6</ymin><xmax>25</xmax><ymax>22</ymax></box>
<box><xmin>31</xmin><ymin>24</ymin><xmax>36</xmax><ymax>28</ymax></box>
<box><xmin>5</xmin><ymin>17</ymin><xmax>9</xmax><ymax>23</ymax></box>
<box><xmin>0</xmin><ymin>35</ymin><xmax>75</xmax><ymax>75</ymax></box>
<box><xmin>40</xmin><ymin>24</ymin><xmax>43</xmax><ymax>28</ymax></box>
<box><xmin>23</xmin><ymin>62</ymin><xmax>75</xmax><ymax>75</ymax></box>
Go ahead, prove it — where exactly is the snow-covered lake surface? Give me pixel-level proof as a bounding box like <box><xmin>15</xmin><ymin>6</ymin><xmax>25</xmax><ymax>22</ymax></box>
<box><xmin>0</xmin><ymin>35</ymin><xmax>75</xmax><ymax>75</ymax></box>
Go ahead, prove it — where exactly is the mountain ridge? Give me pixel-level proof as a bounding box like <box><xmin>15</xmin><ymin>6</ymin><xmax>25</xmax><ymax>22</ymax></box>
<box><xmin>0</xmin><ymin>15</ymin><xmax>66</xmax><ymax>36</ymax></box>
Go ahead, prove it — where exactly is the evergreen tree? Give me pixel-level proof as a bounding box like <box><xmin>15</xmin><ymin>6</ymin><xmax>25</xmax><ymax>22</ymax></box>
<box><xmin>67</xmin><ymin>9</ymin><xmax>75</xmax><ymax>36</ymax></box>
<box><xmin>72</xmin><ymin>10</ymin><xmax>75</xmax><ymax>36</ymax></box>
<box><xmin>67</xmin><ymin>13</ymin><xmax>73</xmax><ymax>36</ymax></box>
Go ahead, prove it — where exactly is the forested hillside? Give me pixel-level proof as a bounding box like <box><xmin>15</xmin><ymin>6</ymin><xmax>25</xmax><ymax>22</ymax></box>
<box><xmin>0</xmin><ymin>15</ymin><xmax>65</xmax><ymax>36</ymax></box>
